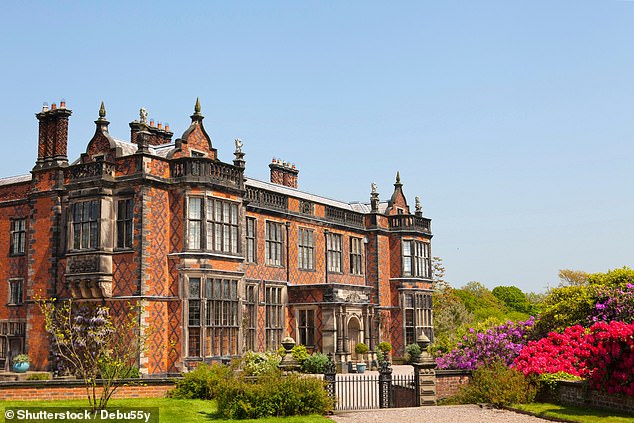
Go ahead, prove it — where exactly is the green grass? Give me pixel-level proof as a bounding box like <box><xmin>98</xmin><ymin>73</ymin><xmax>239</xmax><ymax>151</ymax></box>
<box><xmin>0</xmin><ymin>398</ymin><xmax>331</xmax><ymax>423</ymax></box>
<box><xmin>513</xmin><ymin>402</ymin><xmax>634</xmax><ymax>423</ymax></box>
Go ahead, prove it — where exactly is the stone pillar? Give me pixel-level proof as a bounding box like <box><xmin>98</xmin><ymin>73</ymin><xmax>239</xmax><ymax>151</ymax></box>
<box><xmin>412</xmin><ymin>334</ymin><xmax>437</xmax><ymax>406</ymax></box>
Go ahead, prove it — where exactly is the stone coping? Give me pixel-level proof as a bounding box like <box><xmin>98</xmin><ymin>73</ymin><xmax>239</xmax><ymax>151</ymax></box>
<box><xmin>0</xmin><ymin>377</ymin><xmax>177</xmax><ymax>389</ymax></box>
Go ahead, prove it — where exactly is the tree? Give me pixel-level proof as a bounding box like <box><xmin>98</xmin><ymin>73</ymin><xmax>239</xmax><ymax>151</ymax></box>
<box><xmin>38</xmin><ymin>299</ymin><xmax>147</xmax><ymax>411</ymax></box>
<box><xmin>558</xmin><ymin>269</ymin><xmax>589</xmax><ymax>287</ymax></box>
<box><xmin>492</xmin><ymin>286</ymin><xmax>533</xmax><ymax>314</ymax></box>
<box><xmin>454</xmin><ymin>282</ymin><xmax>509</xmax><ymax>322</ymax></box>
<box><xmin>587</xmin><ymin>267</ymin><xmax>634</xmax><ymax>287</ymax></box>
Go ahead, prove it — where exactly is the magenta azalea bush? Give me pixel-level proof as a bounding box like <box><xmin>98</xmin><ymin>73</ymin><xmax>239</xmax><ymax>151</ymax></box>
<box><xmin>435</xmin><ymin>317</ymin><xmax>534</xmax><ymax>370</ymax></box>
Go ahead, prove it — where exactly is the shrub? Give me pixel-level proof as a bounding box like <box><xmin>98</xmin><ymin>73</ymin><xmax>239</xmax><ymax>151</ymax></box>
<box><xmin>354</xmin><ymin>343</ymin><xmax>369</xmax><ymax>355</ymax></box>
<box><xmin>513</xmin><ymin>325</ymin><xmax>590</xmax><ymax>377</ymax></box>
<box><xmin>537</xmin><ymin>372</ymin><xmax>582</xmax><ymax>399</ymax></box>
<box><xmin>216</xmin><ymin>370</ymin><xmax>333</xmax><ymax>418</ymax></box>
<box><xmin>377</xmin><ymin>341</ymin><xmax>392</xmax><ymax>354</ymax></box>
<box><xmin>405</xmin><ymin>343</ymin><xmax>421</xmax><ymax>363</ymax></box>
<box><xmin>277</xmin><ymin>344</ymin><xmax>310</xmax><ymax>365</ymax></box>
<box><xmin>301</xmin><ymin>353</ymin><xmax>329</xmax><ymax>374</ymax></box>
<box><xmin>585</xmin><ymin>321</ymin><xmax>634</xmax><ymax>396</ymax></box>
<box><xmin>242</xmin><ymin>351</ymin><xmax>281</xmax><ymax>376</ymax></box>
<box><xmin>436</xmin><ymin>318</ymin><xmax>534</xmax><ymax>370</ymax></box>
<box><xmin>448</xmin><ymin>362</ymin><xmax>536</xmax><ymax>406</ymax></box>
<box><xmin>167</xmin><ymin>363</ymin><xmax>232</xmax><ymax>399</ymax></box>
<box><xmin>26</xmin><ymin>373</ymin><xmax>51</xmax><ymax>381</ymax></box>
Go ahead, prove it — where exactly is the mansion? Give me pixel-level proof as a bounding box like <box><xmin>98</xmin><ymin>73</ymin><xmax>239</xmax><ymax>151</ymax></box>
<box><xmin>0</xmin><ymin>100</ymin><xmax>433</xmax><ymax>375</ymax></box>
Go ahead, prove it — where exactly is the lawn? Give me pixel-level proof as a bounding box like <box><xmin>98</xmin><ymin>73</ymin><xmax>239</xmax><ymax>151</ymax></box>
<box><xmin>513</xmin><ymin>402</ymin><xmax>634</xmax><ymax>423</ymax></box>
<box><xmin>0</xmin><ymin>398</ymin><xmax>332</xmax><ymax>423</ymax></box>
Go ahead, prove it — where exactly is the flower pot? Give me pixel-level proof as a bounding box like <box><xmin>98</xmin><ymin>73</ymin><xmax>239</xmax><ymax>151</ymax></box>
<box><xmin>13</xmin><ymin>362</ymin><xmax>30</xmax><ymax>373</ymax></box>
<box><xmin>356</xmin><ymin>362</ymin><xmax>367</xmax><ymax>373</ymax></box>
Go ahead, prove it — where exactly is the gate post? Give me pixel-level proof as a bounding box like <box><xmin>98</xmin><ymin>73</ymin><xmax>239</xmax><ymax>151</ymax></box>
<box><xmin>378</xmin><ymin>358</ymin><xmax>393</xmax><ymax>408</ymax></box>
<box><xmin>412</xmin><ymin>334</ymin><xmax>437</xmax><ymax>406</ymax></box>
<box><xmin>323</xmin><ymin>353</ymin><xmax>337</xmax><ymax>401</ymax></box>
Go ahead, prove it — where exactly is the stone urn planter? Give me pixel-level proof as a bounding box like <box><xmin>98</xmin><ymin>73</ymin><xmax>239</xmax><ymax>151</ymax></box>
<box><xmin>356</xmin><ymin>362</ymin><xmax>367</xmax><ymax>373</ymax></box>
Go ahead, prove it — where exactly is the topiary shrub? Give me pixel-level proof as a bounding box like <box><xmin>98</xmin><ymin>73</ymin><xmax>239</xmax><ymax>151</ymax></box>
<box><xmin>405</xmin><ymin>343</ymin><xmax>421</xmax><ymax>363</ymax></box>
<box><xmin>447</xmin><ymin>362</ymin><xmax>536</xmax><ymax>406</ymax></box>
<box><xmin>167</xmin><ymin>363</ymin><xmax>232</xmax><ymax>399</ymax></box>
<box><xmin>378</xmin><ymin>341</ymin><xmax>392</xmax><ymax>354</ymax></box>
<box><xmin>301</xmin><ymin>353</ymin><xmax>329</xmax><ymax>374</ymax></box>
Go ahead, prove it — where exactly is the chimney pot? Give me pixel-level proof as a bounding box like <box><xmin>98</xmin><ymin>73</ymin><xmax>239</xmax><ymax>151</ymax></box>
<box><xmin>42</xmin><ymin>102</ymin><xmax>49</xmax><ymax>112</ymax></box>
<box><xmin>157</xmin><ymin>122</ymin><xmax>162</xmax><ymax>130</ymax></box>
<box><xmin>60</xmin><ymin>99</ymin><xmax>66</xmax><ymax>108</ymax></box>
<box><xmin>165</xmin><ymin>122</ymin><xmax>170</xmax><ymax>131</ymax></box>
<box><xmin>51</xmin><ymin>102</ymin><xmax>57</xmax><ymax>110</ymax></box>
<box><xmin>150</xmin><ymin>119</ymin><xmax>155</xmax><ymax>127</ymax></box>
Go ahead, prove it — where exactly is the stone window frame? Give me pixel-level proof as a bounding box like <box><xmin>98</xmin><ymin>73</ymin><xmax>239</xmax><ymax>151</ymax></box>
<box><xmin>296</xmin><ymin>307</ymin><xmax>316</xmax><ymax>348</ymax></box>
<box><xmin>245</xmin><ymin>217</ymin><xmax>257</xmax><ymax>263</ymax></box>
<box><xmin>70</xmin><ymin>199</ymin><xmax>100</xmax><ymax>251</ymax></box>
<box><xmin>184</xmin><ymin>275</ymin><xmax>240</xmax><ymax>359</ymax></box>
<box><xmin>115</xmin><ymin>198</ymin><xmax>134</xmax><ymax>249</ymax></box>
<box><xmin>326</xmin><ymin>232</ymin><xmax>343</xmax><ymax>274</ymax></box>
<box><xmin>244</xmin><ymin>283</ymin><xmax>258</xmax><ymax>351</ymax></box>
<box><xmin>402</xmin><ymin>239</ymin><xmax>431</xmax><ymax>278</ymax></box>
<box><xmin>298</xmin><ymin>227</ymin><xmax>315</xmax><ymax>271</ymax></box>
<box><xmin>349</xmin><ymin>236</ymin><xmax>363</xmax><ymax>275</ymax></box>
<box><xmin>9</xmin><ymin>218</ymin><xmax>26</xmax><ymax>256</ymax></box>
<box><xmin>264</xmin><ymin>220</ymin><xmax>284</xmax><ymax>267</ymax></box>
<box><xmin>265</xmin><ymin>284</ymin><xmax>285</xmax><ymax>351</ymax></box>
<box><xmin>8</xmin><ymin>279</ymin><xmax>23</xmax><ymax>306</ymax></box>
<box><xmin>403</xmin><ymin>291</ymin><xmax>433</xmax><ymax>346</ymax></box>
<box><xmin>186</xmin><ymin>196</ymin><xmax>240</xmax><ymax>254</ymax></box>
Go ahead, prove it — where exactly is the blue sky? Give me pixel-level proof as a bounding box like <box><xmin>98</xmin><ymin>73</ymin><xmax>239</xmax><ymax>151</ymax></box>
<box><xmin>1</xmin><ymin>1</ymin><xmax>633</xmax><ymax>293</ymax></box>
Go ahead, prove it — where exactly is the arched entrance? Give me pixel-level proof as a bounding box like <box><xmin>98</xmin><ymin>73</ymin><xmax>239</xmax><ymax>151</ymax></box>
<box><xmin>347</xmin><ymin>316</ymin><xmax>361</xmax><ymax>356</ymax></box>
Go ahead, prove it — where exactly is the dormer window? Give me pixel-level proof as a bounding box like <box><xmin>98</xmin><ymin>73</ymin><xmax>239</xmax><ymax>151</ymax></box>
<box><xmin>191</xmin><ymin>150</ymin><xmax>206</xmax><ymax>158</ymax></box>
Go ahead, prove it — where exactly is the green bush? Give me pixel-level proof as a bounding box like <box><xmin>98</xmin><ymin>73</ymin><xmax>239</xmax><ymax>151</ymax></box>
<box><xmin>167</xmin><ymin>363</ymin><xmax>232</xmax><ymax>399</ymax></box>
<box><xmin>26</xmin><ymin>373</ymin><xmax>51</xmax><ymax>381</ymax></box>
<box><xmin>448</xmin><ymin>362</ymin><xmax>536</xmax><ymax>406</ymax></box>
<box><xmin>377</xmin><ymin>341</ymin><xmax>392</xmax><ymax>354</ymax></box>
<box><xmin>537</xmin><ymin>372</ymin><xmax>582</xmax><ymax>399</ymax></box>
<box><xmin>216</xmin><ymin>371</ymin><xmax>333</xmax><ymax>419</ymax></box>
<box><xmin>242</xmin><ymin>351</ymin><xmax>281</xmax><ymax>376</ymax></box>
<box><xmin>301</xmin><ymin>353</ymin><xmax>329</xmax><ymax>374</ymax></box>
<box><xmin>354</xmin><ymin>343</ymin><xmax>369</xmax><ymax>355</ymax></box>
<box><xmin>405</xmin><ymin>343</ymin><xmax>421</xmax><ymax>363</ymax></box>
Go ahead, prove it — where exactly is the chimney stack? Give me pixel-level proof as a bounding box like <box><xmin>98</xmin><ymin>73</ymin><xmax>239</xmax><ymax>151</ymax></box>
<box><xmin>130</xmin><ymin>108</ymin><xmax>173</xmax><ymax>146</ymax></box>
<box><xmin>269</xmin><ymin>158</ymin><xmax>299</xmax><ymax>189</ymax></box>
<box><xmin>35</xmin><ymin>99</ymin><xmax>72</xmax><ymax>168</ymax></box>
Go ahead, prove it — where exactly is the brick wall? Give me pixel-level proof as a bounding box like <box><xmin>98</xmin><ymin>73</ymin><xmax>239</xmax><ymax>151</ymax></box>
<box><xmin>0</xmin><ymin>379</ymin><xmax>175</xmax><ymax>401</ymax></box>
<box><xmin>558</xmin><ymin>380</ymin><xmax>634</xmax><ymax>414</ymax></box>
<box><xmin>436</xmin><ymin>370</ymin><xmax>471</xmax><ymax>399</ymax></box>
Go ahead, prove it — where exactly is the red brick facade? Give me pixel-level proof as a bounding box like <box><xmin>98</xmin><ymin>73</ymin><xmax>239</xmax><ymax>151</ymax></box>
<box><xmin>0</xmin><ymin>100</ymin><xmax>433</xmax><ymax>375</ymax></box>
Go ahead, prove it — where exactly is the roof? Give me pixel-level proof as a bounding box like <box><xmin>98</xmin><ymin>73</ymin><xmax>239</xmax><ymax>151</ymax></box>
<box><xmin>0</xmin><ymin>174</ymin><xmax>31</xmax><ymax>186</ymax></box>
<box><xmin>112</xmin><ymin>138</ymin><xmax>174</xmax><ymax>158</ymax></box>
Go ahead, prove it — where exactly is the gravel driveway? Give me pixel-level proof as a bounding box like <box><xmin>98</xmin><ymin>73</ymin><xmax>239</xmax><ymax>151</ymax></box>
<box><xmin>328</xmin><ymin>404</ymin><xmax>550</xmax><ymax>422</ymax></box>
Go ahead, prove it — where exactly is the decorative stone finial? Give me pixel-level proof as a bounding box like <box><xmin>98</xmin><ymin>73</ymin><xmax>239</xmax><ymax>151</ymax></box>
<box><xmin>194</xmin><ymin>97</ymin><xmax>201</xmax><ymax>114</ymax></box>
<box><xmin>396</xmin><ymin>171</ymin><xmax>401</xmax><ymax>185</ymax></box>
<box><xmin>371</xmin><ymin>182</ymin><xmax>377</xmax><ymax>194</ymax></box>
<box><xmin>234</xmin><ymin>138</ymin><xmax>243</xmax><ymax>154</ymax></box>
<box><xmin>99</xmin><ymin>101</ymin><xmax>106</xmax><ymax>119</ymax></box>
<box><xmin>139</xmin><ymin>107</ymin><xmax>148</xmax><ymax>124</ymax></box>
<box><xmin>415</xmin><ymin>196</ymin><xmax>421</xmax><ymax>212</ymax></box>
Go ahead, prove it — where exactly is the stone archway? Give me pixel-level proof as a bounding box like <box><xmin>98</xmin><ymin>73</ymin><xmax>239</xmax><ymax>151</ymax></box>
<box><xmin>347</xmin><ymin>316</ymin><xmax>361</xmax><ymax>357</ymax></box>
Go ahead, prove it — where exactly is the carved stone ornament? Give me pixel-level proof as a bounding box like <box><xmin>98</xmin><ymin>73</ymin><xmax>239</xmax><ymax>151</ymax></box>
<box><xmin>68</xmin><ymin>255</ymin><xmax>99</xmax><ymax>274</ymax></box>
<box><xmin>140</xmin><ymin>107</ymin><xmax>148</xmax><ymax>124</ymax></box>
<box><xmin>234</xmin><ymin>138</ymin><xmax>243</xmax><ymax>153</ymax></box>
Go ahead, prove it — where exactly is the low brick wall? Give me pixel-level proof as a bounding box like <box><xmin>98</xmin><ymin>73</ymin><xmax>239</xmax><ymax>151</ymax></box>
<box><xmin>436</xmin><ymin>370</ymin><xmax>471</xmax><ymax>399</ymax></box>
<box><xmin>558</xmin><ymin>380</ymin><xmax>634</xmax><ymax>414</ymax></box>
<box><xmin>0</xmin><ymin>378</ymin><xmax>176</xmax><ymax>401</ymax></box>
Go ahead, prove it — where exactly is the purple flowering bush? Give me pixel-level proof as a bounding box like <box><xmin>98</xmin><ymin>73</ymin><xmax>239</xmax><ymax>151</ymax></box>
<box><xmin>588</xmin><ymin>283</ymin><xmax>634</xmax><ymax>325</ymax></box>
<box><xmin>436</xmin><ymin>317</ymin><xmax>535</xmax><ymax>370</ymax></box>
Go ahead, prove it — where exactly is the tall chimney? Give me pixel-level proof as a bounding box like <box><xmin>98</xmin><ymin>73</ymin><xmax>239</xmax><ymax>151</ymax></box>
<box><xmin>269</xmin><ymin>158</ymin><xmax>299</xmax><ymax>189</ymax></box>
<box><xmin>35</xmin><ymin>100</ymin><xmax>72</xmax><ymax>168</ymax></box>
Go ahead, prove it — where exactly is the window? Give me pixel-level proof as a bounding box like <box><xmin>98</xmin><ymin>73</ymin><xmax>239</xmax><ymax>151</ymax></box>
<box><xmin>350</xmin><ymin>237</ymin><xmax>363</xmax><ymax>275</ymax></box>
<box><xmin>298</xmin><ymin>309</ymin><xmax>315</xmax><ymax>347</ymax></box>
<box><xmin>244</xmin><ymin>284</ymin><xmax>257</xmax><ymax>351</ymax></box>
<box><xmin>298</xmin><ymin>228</ymin><xmax>314</xmax><ymax>270</ymax></box>
<box><xmin>187</xmin><ymin>197</ymin><xmax>239</xmax><ymax>253</ymax></box>
<box><xmin>265</xmin><ymin>221</ymin><xmax>284</xmax><ymax>266</ymax></box>
<box><xmin>326</xmin><ymin>233</ymin><xmax>342</xmax><ymax>273</ymax></box>
<box><xmin>265</xmin><ymin>286</ymin><xmax>283</xmax><ymax>350</ymax></box>
<box><xmin>246</xmin><ymin>218</ymin><xmax>257</xmax><ymax>263</ymax></box>
<box><xmin>186</xmin><ymin>277</ymin><xmax>239</xmax><ymax>357</ymax></box>
<box><xmin>402</xmin><ymin>240</ymin><xmax>431</xmax><ymax>278</ymax></box>
<box><xmin>404</xmin><ymin>292</ymin><xmax>433</xmax><ymax>345</ymax></box>
<box><xmin>8</xmin><ymin>280</ymin><xmax>23</xmax><ymax>305</ymax></box>
<box><xmin>72</xmin><ymin>200</ymin><xmax>100</xmax><ymax>250</ymax></box>
<box><xmin>116</xmin><ymin>199</ymin><xmax>133</xmax><ymax>248</ymax></box>
<box><xmin>10</xmin><ymin>218</ymin><xmax>26</xmax><ymax>255</ymax></box>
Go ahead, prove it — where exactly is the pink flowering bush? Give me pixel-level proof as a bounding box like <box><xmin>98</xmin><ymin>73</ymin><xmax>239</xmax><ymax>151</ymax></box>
<box><xmin>588</xmin><ymin>283</ymin><xmax>634</xmax><ymax>325</ymax></box>
<box><xmin>435</xmin><ymin>318</ymin><xmax>534</xmax><ymax>370</ymax></box>
<box><xmin>585</xmin><ymin>321</ymin><xmax>634</xmax><ymax>396</ymax></box>
<box><xmin>513</xmin><ymin>325</ymin><xmax>590</xmax><ymax>377</ymax></box>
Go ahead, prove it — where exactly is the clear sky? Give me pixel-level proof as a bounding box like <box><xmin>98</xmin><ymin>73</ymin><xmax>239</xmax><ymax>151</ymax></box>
<box><xmin>1</xmin><ymin>1</ymin><xmax>633</xmax><ymax>294</ymax></box>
